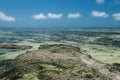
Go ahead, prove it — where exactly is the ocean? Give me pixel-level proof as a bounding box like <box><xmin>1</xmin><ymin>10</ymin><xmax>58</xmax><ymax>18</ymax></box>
<box><xmin>0</xmin><ymin>27</ymin><xmax>120</xmax><ymax>63</ymax></box>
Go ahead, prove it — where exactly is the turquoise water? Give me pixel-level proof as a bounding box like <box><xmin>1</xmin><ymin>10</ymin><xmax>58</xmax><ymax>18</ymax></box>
<box><xmin>0</xmin><ymin>27</ymin><xmax>120</xmax><ymax>63</ymax></box>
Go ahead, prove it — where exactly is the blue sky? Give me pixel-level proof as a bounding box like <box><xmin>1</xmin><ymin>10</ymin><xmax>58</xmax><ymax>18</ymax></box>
<box><xmin>0</xmin><ymin>0</ymin><xmax>120</xmax><ymax>28</ymax></box>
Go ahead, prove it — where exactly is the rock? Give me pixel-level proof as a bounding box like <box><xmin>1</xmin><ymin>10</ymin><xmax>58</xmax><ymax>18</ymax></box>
<box><xmin>110</xmin><ymin>55</ymin><xmax>114</xmax><ymax>57</ymax></box>
<box><xmin>90</xmin><ymin>38</ymin><xmax>120</xmax><ymax>47</ymax></box>
<box><xmin>113</xmin><ymin>63</ymin><xmax>120</xmax><ymax>67</ymax></box>
<box><xmin>39</xmin><ymin>44</ymin><xmax>81</xmax><ymax>53</ymax></box>
<box><xmin>84</xmin><ymin>73</ymin><xmax>94</xmax><ymax>78</ymax></box>
<box><xmin>0</xmin><ymin>44</ymin><xmax>120</xmax><ymax>80</ymax></box>
<box><xmin>0</xmin><ymin>44</ymin><xmax>32</xmax><ymax>50</ymax></box>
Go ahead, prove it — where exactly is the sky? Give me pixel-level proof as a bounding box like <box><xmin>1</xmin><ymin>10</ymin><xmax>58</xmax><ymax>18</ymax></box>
<box><xmin>0</xmin><ymin>0</ymin><xmax>120</xmax><ymax>28</ymax></box>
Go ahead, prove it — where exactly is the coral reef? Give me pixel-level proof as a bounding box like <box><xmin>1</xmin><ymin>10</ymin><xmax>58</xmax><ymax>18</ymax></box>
<box><xmin>0</xmin><ymin>44</ymin><xmax>120</xmax><ymax>80</ymax></box>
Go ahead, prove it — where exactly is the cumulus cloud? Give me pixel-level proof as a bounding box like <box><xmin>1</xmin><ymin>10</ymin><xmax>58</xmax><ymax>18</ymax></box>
<box><xmin>47</xmin><ymin>13</ymin><xmax>62</xmax><ymax>19</ymax></box>
<box><xmin>0</xmin><ymin>12</ymin><xmax>15</xmax><ymax>21</ymax></box>
<box><xmin>68</xmin><ymin>13</ymin><xmax>81</xmax><ymax>18</ymax></box>
<box><xmin>113</xmin><ymin>13</ymin><xmax>120</xmax><ymax>20</ymax></box>
<box><xmin>33</xmin><ymin>13</ymin><xmax>46</xmax><ymax>19</ymax></box>
<box><xmin>96</xmin><ymin>0</ymin><xmax>104</xmax><ymax>4</ymax></box>
<box><xmin>91</xmin><ymin>11</ymin><xmax>109</xmax><ymax>18</ymax></box>
<box><xmin>33</xmin><ymin>13</ymin><xmax>62</xmax><ymax>19</ymax></box>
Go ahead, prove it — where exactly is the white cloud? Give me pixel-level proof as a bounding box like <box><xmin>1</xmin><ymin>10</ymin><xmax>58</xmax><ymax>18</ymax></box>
<box><xmin>68</xmin><ymin>13</ymin><xmax>81</xmax><ymax>18</ymax></box>
<box><xmin>47</xmin><ymin>13</ymin><xmax>62</xmax><ymax>19</ymax></box>
<box><xmin>91</xmin><ymin>11</ymin><xmax>109</xmax><ymax>18</ymax></box>
<box><xmin>0</xmin><ymin>12</ymin><xmax>15</xmax><ymax>21</ymax></box>
<box><xmin>113</xmin><ymin>13</ymin><xmax>120</xmax><ymax>20</ymax></box>
<box><xmin>33</xmin><ymin>13</ymin><xmax>46</xmax><ymax>19</ymax></box>
<box><xmin>33</xmin><ymin>13</ymin><xmax>62</xmax><ymax>19</ymax></box>
<box><xmin>96</xmin><ymin>0</ymin><xmax>104</xmax><ymax>4</ymax></box>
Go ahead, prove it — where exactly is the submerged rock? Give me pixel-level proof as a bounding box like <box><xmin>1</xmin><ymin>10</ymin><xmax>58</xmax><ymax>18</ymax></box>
<box><xmin>0</xmin><ymin>44</ymin><xmax>120</xmax><ymax>80</ymax></box>
<box><xmin>90</xmin><ymin>38</ymin><xmax>120</xmax><ymax>47</ymax></box>
<box><xmin>0</xmin><ymin>44</ymin><xmax>32</xmax><ymax>50</ymax></box>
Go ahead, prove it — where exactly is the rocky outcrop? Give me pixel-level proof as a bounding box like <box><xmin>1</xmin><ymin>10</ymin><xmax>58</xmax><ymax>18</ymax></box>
<box><xmin>0</xmin><ymin>44</ymin><xmax>32</xmax><ymax>50</ymax></box>
<box><xmin>0</xmin><ymin>44</ymin><xmax>120</xmax><ymax>80</ymax></box>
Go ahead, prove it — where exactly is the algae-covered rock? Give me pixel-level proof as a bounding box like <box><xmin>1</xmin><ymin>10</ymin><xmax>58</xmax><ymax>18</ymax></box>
<box><xmin>0</xmin><ymin>44</ymin><xmax>120</xmax><ymax>80</ymax></box>
<box><xmin>0</xmin><ymin>44</ymin><xmax>32</xmax><ymax>50</ymax></box>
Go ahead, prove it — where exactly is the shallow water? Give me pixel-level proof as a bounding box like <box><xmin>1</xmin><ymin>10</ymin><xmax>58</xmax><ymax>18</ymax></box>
<box><xmin>0</xmin><ymin>27</ymin><xmax>120</xmax><ymax>64</ymax></box>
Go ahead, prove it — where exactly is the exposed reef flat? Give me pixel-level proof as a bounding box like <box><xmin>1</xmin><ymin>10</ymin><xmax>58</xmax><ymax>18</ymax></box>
<box><xmin>0</xmin><ymin>44</ymin><xmax>32</xmax><ymax>50</ymax></box>
<box><xmin>0</xmin><ymin>44</ymin><xmax>120</xmax><ymax>80</ymax></box>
